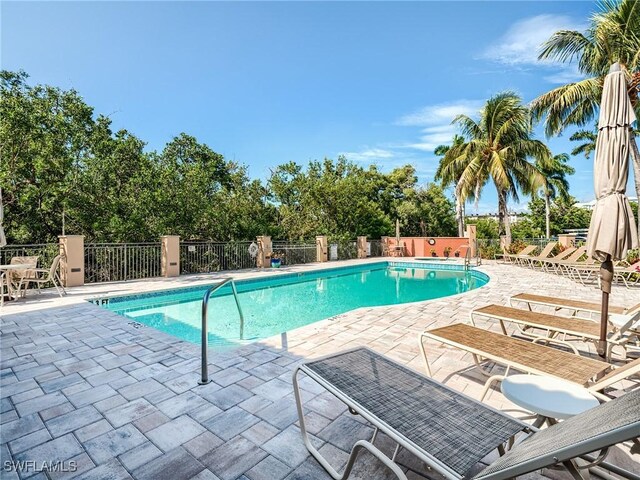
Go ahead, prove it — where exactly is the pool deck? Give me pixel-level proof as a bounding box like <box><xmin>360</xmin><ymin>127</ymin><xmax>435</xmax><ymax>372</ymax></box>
<box><xmin>1</xmin><ymin>259</ymin><xmax>638</xmax><ymax>479</ymax></box>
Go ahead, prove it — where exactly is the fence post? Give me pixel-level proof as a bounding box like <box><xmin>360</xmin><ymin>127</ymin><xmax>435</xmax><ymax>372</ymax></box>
<box><xmin>316</xmin><ymin>236</ymin><xmax>328</xmax><ymax>262</ymax></box>
<box><xmin>558</xmin><ymin>234</ymin><xmax>576</xmax><ymax>248</ymax></box>
<box><xmin>58</xmin><ymin>235</ymin><xmax>84</xmax><ymax>287</ymax></box>
<box><xmin>161</xmin><ymin>235</ymin><xmax>180</xmax><ymax>277</ymax></box>
<box><xmin>256</xmin><ymin>236</ymin><xmax>272</xmax><ymax>268</ymax></box>
<box><xmin>381</xmin><ymin>236</ymin><xmax>389</xmax><ymax>256</ymax></box>
<box><xmin>465</xmin><ymin>225</ymin><xmax>477</xmax><ymax>258</ymax></box>
<box><xmin>356</xmin><ymin>236</ymin><xmax>367</xmax><ymax>259</ymax></box>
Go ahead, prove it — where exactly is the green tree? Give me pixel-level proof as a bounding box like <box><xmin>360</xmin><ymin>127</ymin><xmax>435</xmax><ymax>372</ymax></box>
<box><xmin>396</xmin><ymin>183</ymin><xmax>457</xmax><ymax>237</ymax></box>
<box><xmin>570</xmin><ymin>125</ymin><xmax>598</xmax><ymax>160</ymax></box>
<box><xmin>531</xmin><ymin>0</ymin><xmax>640</xmax><ymax>233</ymax></box>
<box><xmin>440</xmin><ymin>92</ymin><xmax>549</xmax><ymax>244</ymax></box>
<box><xmin>534</xmin><ymin>153</ymin><xmax>575</xmax><ymax>238</ymax></box>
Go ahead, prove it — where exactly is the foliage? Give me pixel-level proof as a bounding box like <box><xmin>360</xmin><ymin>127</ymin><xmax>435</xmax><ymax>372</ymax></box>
<box><xmin>438</xmin><ymin>92</ymin><xmax>549</xmax><ymax>242</ymax></box>
<box><xmin>465</xmin><ymin>218</ymin><xmax>500</xmax><ymax>239</ymax></box>
<box><xmin>1</xmin><ymin>71</ymin><xmax>458</xmax><ymax>244</ymax></box>
<box><xmin>531</xmin><ymin>0</ymin><xmax>640</xmax><ymax>234</ymax></box>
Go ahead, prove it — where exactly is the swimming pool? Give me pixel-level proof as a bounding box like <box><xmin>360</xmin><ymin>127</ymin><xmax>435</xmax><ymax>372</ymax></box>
<box><xmin>92</xmin><ymin>261</ymin><xmax>488</xmax><ymax>348</ymax></box>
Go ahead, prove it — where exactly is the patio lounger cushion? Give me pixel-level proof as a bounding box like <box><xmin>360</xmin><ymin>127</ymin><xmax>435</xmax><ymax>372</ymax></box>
<box><xmin>301</xmin><ymin>348</ymin><xmax>525</xmax><ymax>478</ymax></box>
<box><xmin>472</xmin><ymin>304</ymin><xmax>640</xmax><ymax>358</ymax></box>
<box><xmin>473</xmin><ymin>304</ymin><xmax>602</xmax><ymax>339</ymax></box>
<box><xmin>421</xmin><ymin>324</ymin><xmax>609</xmax><ymax>385</ymax></box>
<box><xmin>295</xmin><ymin>347</ymin><xmax>640</xmax><ymax>480</ymax></box>
<box><xmin>510</xmin><ymin>293</ymin><xmax>640</xmax><ymax>316</ymax></box>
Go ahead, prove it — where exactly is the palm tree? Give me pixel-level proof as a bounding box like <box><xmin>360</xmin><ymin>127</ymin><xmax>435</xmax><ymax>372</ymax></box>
<box><xmin>534</xmin><ymin>153</ymin><xmax>575</xmax><ymax>238</ymax></box>
<box><xmin>531</xmin><ymin>0</ymin><xmax>640</xmax><ymax>232</ymax></box>
<box><xmin>570</xmin><ymin>126</ymin><xmax>598</xmax><ymax>159</ymax></box>
<box><xmin>435</xmin><ymin>135</ymin><xmax>467</xmax><ymax>236</ymax></box>
<box><xmin>440</xmin><ymin>92</ymin><xmax>549</xmax><ymax>244</ymax></box>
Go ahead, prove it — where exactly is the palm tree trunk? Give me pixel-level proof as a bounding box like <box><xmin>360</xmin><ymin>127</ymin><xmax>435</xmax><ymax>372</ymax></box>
<box><xmin>455</xmin><ymin>195</ymin><xmax>464</xmax><ymax>237</ymax></box>
<box><xmin>545</xmin><ymin>192</ymin><xmax>551</xmax><ymax>239</ymax></box>
<box><xmin>497</xmin><ymin>189</ymin><xmax>512</xmax><ymax>245</ymax></box>
<box><xmin>630</xmin><ymin>133</ymin><xmax>640</xmax><ymax>237</ymax></box>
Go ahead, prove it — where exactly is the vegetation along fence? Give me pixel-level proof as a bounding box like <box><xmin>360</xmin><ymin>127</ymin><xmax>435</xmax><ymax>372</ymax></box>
<box><xmin>84</xmin><ymin>243</ymin><xmax>162</xmax><ymax>283</ymax></box>
<box><xmin>180</xmin><ymin>241</ymin><xmax>255</xmax><ymax>274</ymax></box>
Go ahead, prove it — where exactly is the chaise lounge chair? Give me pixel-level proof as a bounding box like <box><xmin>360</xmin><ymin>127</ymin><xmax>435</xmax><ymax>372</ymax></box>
<box><xmin>497</xmin><ymin>245</ymin><xmax>536</xmax><ymax>264</ymax></box>
<box><xmin>509</xmin><ymin>292</ymin><xmax>640</xmax><ymax>318</ymax></box>
<box><xmin>538</xmin><ymin>246</ymin><xmax>586</xmax><ymax>274</ymax></box>
<box><xmin>418</xmin><ymin>324</ymin><xmax>640</xmax><ymax>394</ymax></box>
<box><xmin>293</xmin><ymin>347</ymin><xmax>640</xmax><ymax>480</ymax></box>
<box><xmin>519</xmin><ymin>241</ymin><xmax>556</xmax><ymax>269</ymax></box>
<box><xmin>470</xmin><ymin>304</ymin><xmax>640</xmax><ymax>359</ymax></box>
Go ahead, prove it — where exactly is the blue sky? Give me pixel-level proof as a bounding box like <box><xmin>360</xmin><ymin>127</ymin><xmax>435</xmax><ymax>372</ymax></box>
<box><xmin>3</xmin><ymin>1</ymin><xmax>632</xmax><ymax>213</ymax></box>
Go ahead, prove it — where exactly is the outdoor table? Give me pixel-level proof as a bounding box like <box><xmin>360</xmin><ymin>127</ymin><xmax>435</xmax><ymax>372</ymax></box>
<box><xmin>501</xmin><ymin>374</ymin><xmax>599</xmax><ymax>427</ymax></box>
<box><xmin>0</xmin><ymin>264</ymin><xmax>35</xmax><ymax>300</ymax></box>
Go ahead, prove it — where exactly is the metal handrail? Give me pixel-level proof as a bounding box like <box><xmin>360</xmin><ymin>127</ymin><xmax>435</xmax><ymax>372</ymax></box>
<box><xmin>199</xmin><ymin>277</ymin><xmax>245</xmax><ymax>385</ymax></box>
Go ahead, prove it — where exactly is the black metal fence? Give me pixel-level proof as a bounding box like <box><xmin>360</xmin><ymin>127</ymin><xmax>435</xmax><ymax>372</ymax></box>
<box><xmin>0</xmin><ymin>244</ymin><xmax>59</xmax><ymax>269</ymax></box>
<box><xmin>271</xmin><ymin>241</ymin><xmax>316</xmax><ymax>266</ymax></box>
<box><xmin>180</xmin><ymin>241</ymin><xmax>255</xmax><ymax>274</ymax></box>
<box><xmin>84</xmin><ymin>243</ymin><xmax>162</xmax><ymax>283</ymax></box>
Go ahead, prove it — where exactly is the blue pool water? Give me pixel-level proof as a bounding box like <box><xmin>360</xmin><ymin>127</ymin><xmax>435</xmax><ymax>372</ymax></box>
<box><xmin>93</xmin><ymin>262</ymin><xmax>488</xmax><ymax>349</ymax></box>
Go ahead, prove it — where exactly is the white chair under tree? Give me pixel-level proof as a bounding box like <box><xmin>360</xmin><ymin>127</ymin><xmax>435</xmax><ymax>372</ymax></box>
<box><xmin>25</xmin><ymin>255</ymin><xmax>66</xmax><ymax>297</ymax></box>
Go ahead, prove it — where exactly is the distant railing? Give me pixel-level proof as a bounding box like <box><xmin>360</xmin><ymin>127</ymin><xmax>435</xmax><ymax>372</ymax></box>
<box><xmin>272</xmin><ymin>241</ymin><xmax>316</xmax><ymax>266</ymax></box>
<box><xmin>84</xmin><ymin>243</ymin><xmax>161</xmax><ymax>283</ymax></box>
<box><xmin>180</xmin><ymin>241</ymin><xmax>255</xmax><ymax>274</ymax></box>
<box><xmin>0</xmin><ymin>243</ymin><xmax>59</xmax><ymax>269</ymax></box>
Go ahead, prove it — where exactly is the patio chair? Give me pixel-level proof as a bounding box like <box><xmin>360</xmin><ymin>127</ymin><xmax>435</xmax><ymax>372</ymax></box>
<box><xmin>564</xmin><ymin>260</ymin><xmax>638</xmax><ymax>287</ymax></box>
<box><xmin>470</xmin><ymin>304</ymin><xmax>640</xmax><ymax>359</ymax></box>
<box><xmin>507</xmin><ymin>245</ymin><xmax>538</xmax><ymax>266</ymax></box>
<box><xmin>293</xmin><ymin>347</ymin><xmax>640</xmax><ymax>480</ymax></box>
<box><xmin>420</xmin><ymin>324</ymin><xmax>640</xmax><ymax>399</ymax></box>
<box><xmin>538</xmin><ymin>246</ymin><xmax>586</xmax><ymax>274</ymax></box>
<box><xmin>509</xmin><ymin>292</ymin><xmax>640</xmax><ymax>318</ymax></box>
<box><xmin>494</xmin><ymin>245</ymin><xmax>531</xmax><ymax>264</ymax></box>
<box><xmin>24</xmin><ymin>255</ymin><xmax>66</xmax><ymax>297</ymax></box>
<box><xmin>520</xmin><ymin>241</ymin><xmax>556</xmax><ymax>269</ymax></box>
<box><xmin>8</xmin><ymin>256</ymin><xmax>39</xmax><ymax>298</ymax></box>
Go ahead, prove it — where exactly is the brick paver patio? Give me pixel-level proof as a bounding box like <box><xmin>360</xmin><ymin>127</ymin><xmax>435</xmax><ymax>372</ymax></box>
<box><xmin>1</xmin><ymin>259</ymin><xmax>638</xmax><ymax>479</ymax></box>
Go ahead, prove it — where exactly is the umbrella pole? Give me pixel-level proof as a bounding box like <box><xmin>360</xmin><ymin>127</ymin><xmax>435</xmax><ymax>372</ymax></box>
<box><xmin>598</xmin><ymin>255</ymin><xmax>614</xmax><ymax>359</ymax></box>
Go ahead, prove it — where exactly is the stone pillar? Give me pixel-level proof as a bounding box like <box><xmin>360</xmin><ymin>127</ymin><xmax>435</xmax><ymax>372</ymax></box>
<box><xmin>558</xmin><ymin>234</ymin><xmax>576</xmax><ymax>248</ymax></box>
<box><xmin>161</xmin><ymin>235</ymin><xmax>180</xmax><ymax>277</ymax></box>
<box><xmin>58</xmin><ymin>235</ymin><xmax>84</xmax><ymax>287</ymax></box>
<box><xmin>465</xmin><ymin>225</ymin><xmax>477</xmax><ymax>258</ymax></box>
<box><xmin>316</xmin><ymin>235</ymin><xmax>328</xmax><ymax>262</ymax></box>
<box><xmin>256</xmin><ymin>236</ymin><xmax>272</xmax><ymax>268</ymax></box>
<box><xmin>380</xmin><ymin>236</ymin><xmax>388</xmax><ymax>256</ymax></box>
<box><xmin>356</xmin><ymin>236</ymin><xmax>367</xmax><ymax>259</ymax></box>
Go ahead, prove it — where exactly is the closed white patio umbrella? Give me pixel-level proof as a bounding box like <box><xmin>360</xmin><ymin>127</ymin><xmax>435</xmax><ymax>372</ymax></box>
<box><xmin>586</xmin><ymin>63</ymin><xmax>638</xmax><ymax>356</ymax></box>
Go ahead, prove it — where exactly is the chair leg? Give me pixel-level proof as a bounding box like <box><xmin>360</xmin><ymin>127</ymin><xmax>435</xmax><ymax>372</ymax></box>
<box><xmin>292</xmin><ymin>368</ymin><xmax>408</xmax><ymax>480</ymax></box>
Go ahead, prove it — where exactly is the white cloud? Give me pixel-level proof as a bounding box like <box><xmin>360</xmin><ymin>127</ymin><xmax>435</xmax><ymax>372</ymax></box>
<box><xmin>395</xmin><ymin>100</ymin><xmax>484</xmax><ymax>153</ymax></box>
<box><xmin>340</xmin><ymin>147</ymin><xmax>396</xmax><ymax>163</ymax></box>
<box><xmin>396</xmin><ymin>100</ymin><xmax>483</xmax><ymax>127</ymax></box>
<box><xmin>481</xmin><ymin>14</ymin><xmax>584</xmax><ymax>66</ymax></box>
<box><xmin>480</xmin><ymin>14</ymin><xmax>586</xmax><ymax>84</ymax></box>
